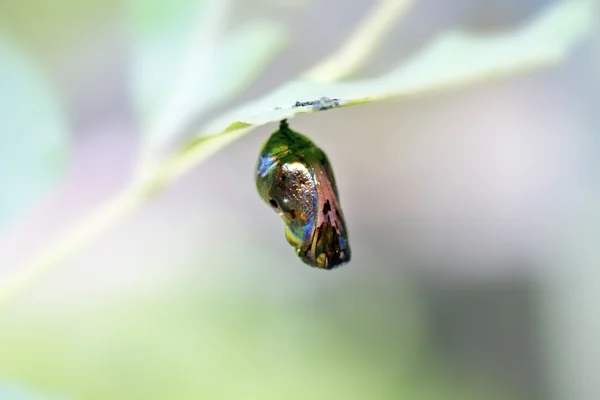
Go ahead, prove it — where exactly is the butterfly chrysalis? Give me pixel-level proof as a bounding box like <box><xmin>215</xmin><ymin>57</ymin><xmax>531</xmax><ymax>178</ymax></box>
<box><xmin>256</xmin><ymin>120</ymin><xmax>350</xmax><ymax>269</ymax></box>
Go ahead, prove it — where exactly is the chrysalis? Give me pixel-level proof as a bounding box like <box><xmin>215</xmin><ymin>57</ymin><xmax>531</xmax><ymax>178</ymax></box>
<box><xmin>256</xmin><ymin>119</ymin><xmax>350</xmax><ymax>269</ymax></box>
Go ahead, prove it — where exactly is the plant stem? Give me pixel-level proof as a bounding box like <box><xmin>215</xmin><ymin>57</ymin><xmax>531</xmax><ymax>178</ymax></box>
<box><xmin>303</xmin><ymin>0</ymin><xmax>416</xmax><ymax>82</ymax></box>
<box><xmin>0</xmin><ymin>187</ymin><xmax>144</xmax><ymax>305</ymax></box>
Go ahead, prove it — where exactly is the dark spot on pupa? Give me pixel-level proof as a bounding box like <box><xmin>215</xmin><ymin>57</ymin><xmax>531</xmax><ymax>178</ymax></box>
<box><xmin>323</xmin><ymin>200</ymin><xmax>331</xmax><ymax>214</ymax></box>
<box><xmin>289</xmin><ymin>209</ymin><xmax>296</xmax><ymax>219</ymax></box>
<box><xmin>269</xmin><ymin>199</ymin><xmax>279</xmax><ymax>208</ymax></box>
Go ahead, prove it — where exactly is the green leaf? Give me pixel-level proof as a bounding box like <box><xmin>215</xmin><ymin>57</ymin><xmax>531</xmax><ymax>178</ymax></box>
<box><xmin>0</xmin><ymin>37</ymin><xmax>68</xmax><ymax>231</ymax></box>
<box><xmin>129</xmin><ymin>0</ymin><xmax>287</xmax><ymax>158</ymax></box>
<box><xmin>199</xmin><ymin>0</ymin><xmax>592</xmax><ymax>137</ymax></box>
<box><xmin>203</xmin><ymin>22</ymin><xmax>288</xmax><ymax>116</ymax></box>
<box><xmin>129</xmin><ymin>0</ymin><xmax>228</xmax><ymax>138</ymax></box>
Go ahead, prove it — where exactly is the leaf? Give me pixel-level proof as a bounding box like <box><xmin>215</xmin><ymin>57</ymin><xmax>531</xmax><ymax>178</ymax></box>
<box><xmin>199</xmin><ymin>0</ymin><xmax>592</xmax><ymax>137</ymax></box>
<box><xmin>0</xmin><ymin>37</ymin><xmax>69</xmax><ymax>231</ymax></box>
<box><xmin>129</xmin><ymin>0</ymin><xmax>228</xmax><ymax>143</ymax></box>
<box><xmin>203</xmin><ymin>22</ymin><xmax>288</xmax><ymax>115</ymax></box>
<box><xmin>129</xmin><ymin>0</ymin><xmax>288</xmax><ymax>158</ymax></box>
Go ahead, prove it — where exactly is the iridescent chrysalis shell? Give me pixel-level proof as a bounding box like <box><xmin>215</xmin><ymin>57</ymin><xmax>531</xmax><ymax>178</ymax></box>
<box><xmin>256</xmin><ymin>119</ymin><xmax>350</xmax><ymax>269</ymax></box>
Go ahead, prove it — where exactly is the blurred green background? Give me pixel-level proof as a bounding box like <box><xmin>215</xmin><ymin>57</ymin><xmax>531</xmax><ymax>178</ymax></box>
<box><xmin>0</xmin><ymin>0</ymin><xmax>599</xmax><ymax>399</ymax></box>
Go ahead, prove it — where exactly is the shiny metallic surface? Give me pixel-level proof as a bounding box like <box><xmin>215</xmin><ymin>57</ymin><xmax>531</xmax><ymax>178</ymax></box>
<box><xmin>256</xmin><ymin>120</ymin><xmax>350</xmax><ymax>269</ymax></box>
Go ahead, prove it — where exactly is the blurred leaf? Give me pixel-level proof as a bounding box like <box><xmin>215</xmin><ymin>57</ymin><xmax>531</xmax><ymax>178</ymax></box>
<box><xmin>199</xmin><ymin>0</ymin><xmax>592</xmax><ymax>137</ymax></box>
<box><xmin>129</xmin><ymin>0</ymin><xmax>226</xmax><ymax>134</ymax></box>
<box><xmin>129</xmin><ymin>0</ymin><xmax>287</xmax><ymax>158</ymax></box>
<box><xmin>0</xmin><ymin>381</ymin><xmax>65</xmax><ymax>400</ymax></box>
<box><xmin>203</xmin><ymin>22</ymin><xmax>288</xmax><ymax>117</ymax></box>
<box><xmin>0</xmin><ymin>37</ymin><xmax>68</xmax><ymax>231</ymax></box>
<box><xmin>0</xmin><ymin>295</ymin><xmax>506</xmax><ymax>399</ymax></box>
<box><xmin>0</xmin><ymin>1</ymin><xmax>113</xmax><ymax>53</ymax></box>
<box><xmin>128</xmin><ymin>0</ymin><xmax>203</xmax><ymax>32</ymax></box>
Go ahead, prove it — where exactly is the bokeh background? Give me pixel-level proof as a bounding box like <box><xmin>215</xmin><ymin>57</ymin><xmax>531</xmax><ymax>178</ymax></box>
<box><xmin>1</xmin><ymin>0</ymin><xmax>599</xmax><ymax>399</ymax></box>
